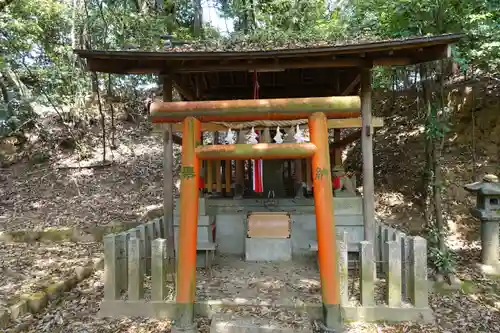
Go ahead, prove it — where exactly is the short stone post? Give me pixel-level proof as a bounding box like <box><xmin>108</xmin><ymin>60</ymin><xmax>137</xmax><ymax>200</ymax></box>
<box><xmin>382</xmin><ymin>227</ymin><xmax>394</xmax><ymax>274</ymax></box>
<box><xmin>385</xmin><ymin>240</ymin><xmax>402</xmax><ymax>307</ymax></box>
<box><xmin>116</xmin><ymin>232</ymin><xmax>129</xmax><ymax>292</ymax></box>
<box><xmin>103</xmin><ymin>234</ymin><xmax>120</xmax><ymax>300</ymax></box>
<box><xmin>154</xmin><ymin>218</ymin><xmax>164</xmax><ymax>239</ymax></box>
<box><xmin>360</xmin><ymin>241</ymin><xmax>375</xmax><ymax>306</ymax></box>
<box><xmin>336</xmin><ymin>231</ymin><xmax>349</xmax><ymax>305</ymax></box>
<box><xmin>128</xmin><ymin>237</ymin><xmax>145</xmax><ymax>300</ymax></box>
<box><xmin>152</xmin><ymin>238</ymin><xmax>168</xmax><ymax>301</ymax></box>
<box><xmin>137</xmin><ymin>224</ymin><xmax>151</xmax><ymax>275</ymax></box>
<box><xmin>409</xmin><ymin>236</ymin><xmax>428</xmax><ymax>308</ymax></box>
<box><xmin>401</xmin><ymin>235</ymin><xmax>411</xmax><ymax>301</ymax></box>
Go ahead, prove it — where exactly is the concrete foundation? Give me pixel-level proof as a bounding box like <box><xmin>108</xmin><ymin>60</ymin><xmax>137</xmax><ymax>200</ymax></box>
<box><xmin>210</xmin><ymin>314</ymin><xmax>312</xmax><ymax>333</ymax></box>
<box><xmin>245</xmin><ymin>238</ymin><xmax>292</xmax><ymax>261</ymax></box>
<box><xmin>168</xmin><ymin>197</ymin><xmax>363</xmax><ymax>263</ymax></box>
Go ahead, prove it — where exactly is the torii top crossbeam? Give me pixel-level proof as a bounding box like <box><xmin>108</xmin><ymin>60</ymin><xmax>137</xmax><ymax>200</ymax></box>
<box><xmin>149</xmin><ymin>96</ymin><xmax>360</xmax><ymax>123</ymax></box>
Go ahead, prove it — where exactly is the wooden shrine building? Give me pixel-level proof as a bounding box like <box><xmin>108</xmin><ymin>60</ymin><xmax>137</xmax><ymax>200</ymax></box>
<box><xmin>75</xmin><ymin>33</ymin><xmax>463</xmax><ymax>332</ymax></box>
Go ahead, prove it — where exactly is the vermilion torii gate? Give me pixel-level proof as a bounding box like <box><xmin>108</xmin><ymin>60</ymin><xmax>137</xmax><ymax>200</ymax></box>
<box><xmin>150</xmin><ymin>95</ymin><xmax>361</xmax><ymax>332</ymax></box>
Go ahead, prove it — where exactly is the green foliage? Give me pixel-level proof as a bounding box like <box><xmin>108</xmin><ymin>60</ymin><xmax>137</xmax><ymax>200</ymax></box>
<box><xmin>0</xmin><ymin>0</ymin><xmax>499</xmax><ymax>145</ymax></box>
<box><xmin>0</xmin><ymin>96</ymin><xmax>36</xmax><ymax>137</ymax></box>
<box><xmin>425</xmin><ymin>223</ymin><xmax>457</xmax><ymax>274</ymax></box>
<box><xmin>425</xmin><ymin>105</ymin><xmax>451</xmax><ymax>140</ymax></box>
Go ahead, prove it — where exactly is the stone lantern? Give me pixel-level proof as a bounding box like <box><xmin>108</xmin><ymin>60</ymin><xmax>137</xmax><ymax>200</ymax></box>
<box><xmin>464</xmin><ymin>174</ymin><xmax>500</xmax><ymax>271</ymax></box>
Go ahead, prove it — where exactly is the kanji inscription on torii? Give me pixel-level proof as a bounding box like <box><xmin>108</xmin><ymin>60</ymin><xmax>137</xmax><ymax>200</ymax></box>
<box><xmin>315</xmin><ymin>167</ymin><xmax>329</xmax><ymax>181</ymax></box>
<box><xmin>180</xmin><ymin>166</ymin><xmax>196</xmax><ymax>179</ymax></box>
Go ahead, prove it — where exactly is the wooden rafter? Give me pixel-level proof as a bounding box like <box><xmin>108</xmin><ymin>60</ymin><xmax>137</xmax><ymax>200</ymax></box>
<box><xmin>341</xmin><ymin>75</ymin><xmax>361</xmax><ymax>96</ymax></box>
<box><xmin>329</xmin><ymin>130</ymin><xmax>361</xmax><ymax>151</ymax></box>
<box><xmin>172</xmin><ymin>81</ymin><xmax>194</xmax><ymax>101</ymax></box>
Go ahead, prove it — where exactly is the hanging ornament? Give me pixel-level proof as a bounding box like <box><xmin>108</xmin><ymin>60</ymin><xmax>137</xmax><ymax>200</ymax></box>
<box><xmin>246</xmin><ymin>127</ymin><xmax>259</xmax><ymax>144</ymax></box>
<box><xmin>303</xmin><ymin>128</ymin><xmax>310</xmax><ymax>142</ymax></box>
<box><xmin>225</xmin><ymin>128</ymin><xmax>236</xmax><ymax>144</ymax></box>
<box><xmin>262</xmin><ymin>128</ymin><xmax>272</xmax><ymax>143</ymax></box>
<box><xmin>273</xmin><ymin>126</ymin><xmax>283</xmax><ymax>144</ymax></box>
<box><xmin>294</xmin><ymin>124</ymin><xmax>306</xmax><ymax>143</ymax></box>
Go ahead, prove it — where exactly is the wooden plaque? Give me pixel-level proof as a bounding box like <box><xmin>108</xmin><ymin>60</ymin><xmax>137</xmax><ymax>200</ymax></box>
<box><xmin>247</xmin><ymin>212</ymin><xmax>291</xmax><ymax>238</ymax></box>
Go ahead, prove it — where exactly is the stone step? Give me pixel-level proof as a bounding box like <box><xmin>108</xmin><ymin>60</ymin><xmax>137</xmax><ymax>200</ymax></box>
<box><xmin>245</xmin><ymin>237</ymin><xmax>292</xmax><ymax>262</ymax></box>
<box><xmin>173</xmin><ymin>215</ymin><xmax>213</xmax><ymax>226</ymax></box>
<box><xmin>174</xmin><ymin>225</ymin><xmax>215</xmax><ymax>244</ymax></box>
<box><xmin>174</xmin><ymin>198</ymin><xmax>207</xmax><ymax>216</ymax></box>
<box><xmin>210</xmin><ymin>314</ymin><xmax>312</xmax><ymax>333</ymax></box>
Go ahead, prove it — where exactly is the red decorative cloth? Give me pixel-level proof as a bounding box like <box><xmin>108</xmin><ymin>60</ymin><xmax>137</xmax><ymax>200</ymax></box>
<box><xmin>332</xmin><ymin>176</ymin><xmax>342</xmax><ymax>190</ymax></box>
<box><xmin>251</xmin><ymin>71</ymin><xmax>264</xmax><ymax>193</ymax></box>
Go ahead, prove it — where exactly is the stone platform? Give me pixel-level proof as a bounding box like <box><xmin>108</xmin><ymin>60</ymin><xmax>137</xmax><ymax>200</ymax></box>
<box><xmin>207</xmin><ymin>197</ymin><xmax>364</xmax><ymax>256</ymax></box>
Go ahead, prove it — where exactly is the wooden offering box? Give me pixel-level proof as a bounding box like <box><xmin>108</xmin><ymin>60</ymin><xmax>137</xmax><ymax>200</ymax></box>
<box><xmin>247</xmin><ymin>212</ymin><xmax>291</xmax><ymax>238</ymax></box>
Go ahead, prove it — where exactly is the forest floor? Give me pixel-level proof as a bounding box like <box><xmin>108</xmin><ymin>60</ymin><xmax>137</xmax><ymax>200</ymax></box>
<box><xmin>1</xmin><ymin>79</ymin><xmax>500</xmax><ymax>332</ymax></box>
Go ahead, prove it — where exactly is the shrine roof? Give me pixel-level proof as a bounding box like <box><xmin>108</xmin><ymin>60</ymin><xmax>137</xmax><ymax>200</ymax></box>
<box><xmin>74</xmin><ymin>33</ymin><xmax>464</xmax><ymax>101</ymax></box>
<box><xmin>75</xmin><ymin>33</ymin><xmax>463</xmax><ymax>74</ymax></box>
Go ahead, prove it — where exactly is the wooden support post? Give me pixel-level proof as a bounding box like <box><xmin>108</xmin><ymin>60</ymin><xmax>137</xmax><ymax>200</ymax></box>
<box><xmin>206</xmin><ymin>160</ymin><xmax>213</xmax><ymax>194</ymax></box>
<box><xmin>294</xmin><ymin>159</ymin><xmax>304</xmax><ymax>198</ymax></box>
<box><xmin>309</xmin><ymin>112</ymin><xmax>341</xmax><ymax>330</ymax></box>
<box><xmin>162</xmin><ymin>75</ymin><xmax>176</xmax><ymax>279</ymax></box>
<box><xmin>200</xmin><ymin>132</ymin><xmax>204</xmax><ymax>196</ymax></box>
<box><xmin>224</xmin><ymin>160</ymin><xmax>232</xmax><ymax>196</ymax></box>
<box><xmin>361</xmin><ymin>67</ymin><xmax>376</xmax><ymax>247</ymax></box>
<box><xmin>333</xmin><ymin>129</ymin><xmax>342</xmax><ymax>167</ymax></box>
<box><xmin>175</xmin><ymin>117</ymin><xmax>200</xmax><ymax>332</ymax></box>
<box><xmin>235</xmin><ymin>160</ymin><xmax>244</xmax><ymax>199</ymax></box>
<box><xmin>215</xmin><ymin>160</ymin><xmax>222</xmax><ymax>195</ymax></box>
<box><xmin>234</xmin><ymin>130</ymin><xmax>246</xmax><ymax>199</ymax></box>
<box><xmin>306</xmin><ymin>159</ymin><xmax>312</xmax><ymax>195</ymax></box>
<box><xmin>214</xmin><ymin>130</ymin><xmax>222</xmax><ymax>196</ymax></box>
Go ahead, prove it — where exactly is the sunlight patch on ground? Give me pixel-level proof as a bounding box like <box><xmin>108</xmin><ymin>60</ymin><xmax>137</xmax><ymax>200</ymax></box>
<box><xmin>378</xmin><ymin>191</ymin><xmax>406</xmax><ymax>207</ymax></box>
<box><xmin>53</xmin><ymin>137</ymin><xmax>164</xmax><ymax>168</ymax></box>
<box><xmin>297</xmin><ymin>278</ymin><xmax>320</xmax><ymax>289</ymax></box>
<box><xmin>404</xmin><ymin>126</ymin><xmax>424</xmax><ymax>138</ymax></box>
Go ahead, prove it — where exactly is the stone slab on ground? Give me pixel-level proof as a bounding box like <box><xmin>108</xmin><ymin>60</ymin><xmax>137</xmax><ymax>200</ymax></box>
<box><xmin>210</xmin><ymin>314</ymin><xmax>312</xmax><ymax>333</ymax></box>
<box><xmin>245</xmin><ymin>238</ymin><xmax>292</xmax><ymax>261</ymax></box>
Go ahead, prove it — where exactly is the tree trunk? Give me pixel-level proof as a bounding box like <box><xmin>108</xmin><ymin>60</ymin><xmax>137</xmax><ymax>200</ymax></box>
<box><xmin>420</xmin><ymin>63</ymin><xmax>433</xmax><ymax>228</ymax></box>
<box><xmin>107</xmin><ymin>74</ymin><xmax>116</xmax><ymax>149</ymax></box>
<box><xmin>92</xmin><ymin>72</ymin><xmax>106</xmax><ymax>163</ymax></box>
<box><xmin>193</xmin><ymin>0</ymin><xmax>202</xmax><ymax>37</ymax></box>
<box><xmin>0</xmin><ymin>75</ymin><xmax>9</xmax><ymax>104</ymax></box>
<box><xmin>434</xmin><ymin>59</ymin><xmax>448</xmax><ymax>256</ymax></box>
<box><xmin>433</xmin><ymin>136</ymin><xmax>446</xmax><ymax>253</ymax></box>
